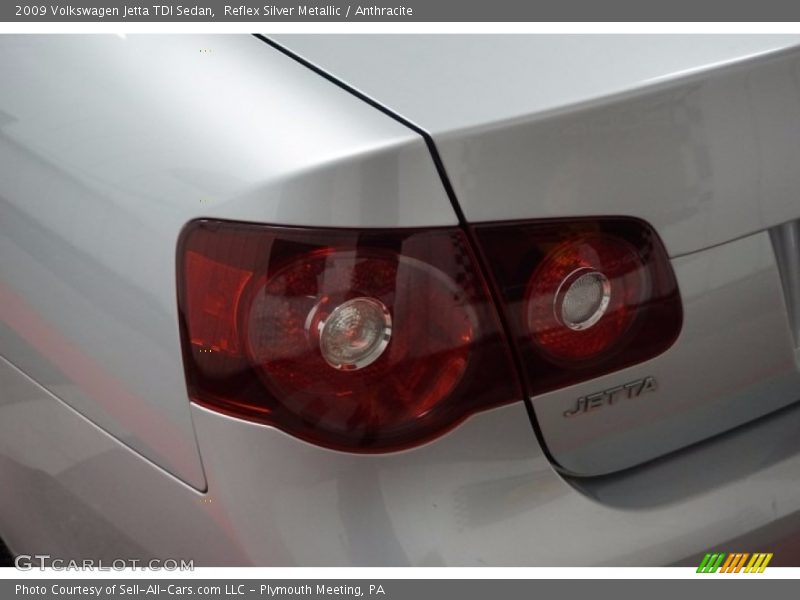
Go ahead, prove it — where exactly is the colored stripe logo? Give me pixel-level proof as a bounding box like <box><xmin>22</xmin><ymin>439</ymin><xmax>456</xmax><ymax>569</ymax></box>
<box><xmin>696</xmin><ymin>552</ymin><xmax>773</xmax><ymax>573</ymax></box>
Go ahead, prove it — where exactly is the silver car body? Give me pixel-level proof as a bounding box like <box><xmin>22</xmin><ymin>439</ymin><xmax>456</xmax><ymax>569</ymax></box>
<box><xmin>3</xmin><ymin>34</ymin><xmax>800</xmax><ymax>565</ymax></box>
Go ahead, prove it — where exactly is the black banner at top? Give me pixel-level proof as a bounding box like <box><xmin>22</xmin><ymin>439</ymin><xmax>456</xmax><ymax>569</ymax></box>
<box><xmin>4</xmin><ymin>0</ymin><xmax>800</xmax><ymax>22</ymax></box>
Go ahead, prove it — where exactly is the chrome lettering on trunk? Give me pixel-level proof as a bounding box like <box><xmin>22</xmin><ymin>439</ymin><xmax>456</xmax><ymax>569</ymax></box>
<box><xmin>563</xmin><ymin>376</ymin><xmax>658</xmax><ymax>418</ymax></box>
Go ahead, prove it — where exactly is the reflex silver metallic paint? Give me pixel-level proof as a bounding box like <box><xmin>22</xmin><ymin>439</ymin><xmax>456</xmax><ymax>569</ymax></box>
<box><xmin>274</xmin><ymin>34</ymin><xmax>800</xmax><ymax>256</ymax></box>
<box><xmin>3</xmin><ymin>33</ymin><xmax>800</xmax><ymax>566</ymax></box>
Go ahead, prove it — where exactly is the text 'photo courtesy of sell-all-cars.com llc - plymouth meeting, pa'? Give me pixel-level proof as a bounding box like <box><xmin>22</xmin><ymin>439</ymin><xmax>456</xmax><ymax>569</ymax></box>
<box><xmin>4</xmin><ymin>34</ymin><xmax>800</xmax><ymax>566</ymax></box>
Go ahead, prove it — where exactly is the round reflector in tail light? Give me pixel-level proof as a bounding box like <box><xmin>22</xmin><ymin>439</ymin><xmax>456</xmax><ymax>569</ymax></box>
<box><xmin>473</xmin><ymin>218</ymin><xmax>682</xmax><ymax>396</ymax></box>
<box><xmin>177</xmin><ymin>220</ymin><xmax>521</xmax><ymax>453</ymax></box>
<box><xmin>557</xmin><ymin>269</ymin><xmax>610</xmax><ymax>330</ymax></box>
<box><xmin>526</xmin><ymin>235</ymin><xmax>647</xmax><ymax>361</ymax></box>
<box><xmin>315</xmin><ymin>297</ymin><xmax>392</xmax><ymax>371</ymax></box>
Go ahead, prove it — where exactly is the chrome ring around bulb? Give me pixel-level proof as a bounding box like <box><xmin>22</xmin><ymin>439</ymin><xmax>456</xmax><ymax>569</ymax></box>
<box><xmin>553</xmin><ymin>268</ymin><xmax>611</xmax><ymax>331</ymax></box>
<box><xmin>317</xmin><ymin>297</ymin><xmax>392</xmax><ymax>371</ymax></box>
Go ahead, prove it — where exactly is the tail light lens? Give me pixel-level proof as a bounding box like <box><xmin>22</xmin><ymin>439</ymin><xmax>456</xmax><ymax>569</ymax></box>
<box><xmin>177</xmin><ymin>220</ymin><xmax>520</xmax><ymax>452</ymax></box>
<box><xmin>474</xmin><ymin>218</ymin><xmax>682</xmax><ymax>396</ymax></box>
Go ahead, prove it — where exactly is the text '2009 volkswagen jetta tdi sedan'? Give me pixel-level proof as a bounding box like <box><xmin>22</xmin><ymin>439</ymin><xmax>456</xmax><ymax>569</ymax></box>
<box><xmin>3</xmin><ymin>34</ymin><xmax>800</xmax><ymax>566</ymax></box>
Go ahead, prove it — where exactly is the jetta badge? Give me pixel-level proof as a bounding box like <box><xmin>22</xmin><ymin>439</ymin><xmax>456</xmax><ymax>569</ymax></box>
<box><xmin>563</xmin><ymin>376</ymin><xmax>658</xmax><ymax>418</ymax></box>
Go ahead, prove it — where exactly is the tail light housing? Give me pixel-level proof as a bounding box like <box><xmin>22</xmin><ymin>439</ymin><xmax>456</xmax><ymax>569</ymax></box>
<box><xmin>473</xmin><ymin>217</ymin><xmax>682</xmax><ymax>396</ymax></box>
<box><xmin>178</xmin><ymin>217</ymin><xmax>681</xmax><ymax>453</ymax></box>
<box><xmin>177</xmin><ymin>220</ymin><xmax>520</xmax><ymax>453</ymax></box>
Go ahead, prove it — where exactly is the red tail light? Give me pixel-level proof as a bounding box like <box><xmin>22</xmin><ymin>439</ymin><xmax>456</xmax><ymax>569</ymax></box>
<box><xmin>473</xmin><ymin>217</ymin><xmax>682</xmax><ymax>396</ymax></box>
<box><xmin>177</xmin><ymin>220</ymin><xmax>521</xmax><ymax>452</ymax></box>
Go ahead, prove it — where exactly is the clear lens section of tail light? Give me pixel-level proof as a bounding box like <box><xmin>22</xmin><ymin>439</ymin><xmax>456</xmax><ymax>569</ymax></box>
<box><xmin>473</xmin><ymin>218</ymin><xmax>682</xmax><ymax>396</ymax></box>
<box><xmin>177</xmin><ymin>220</ymin><xmax>521</xmax><ymax>452</ymax></box>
